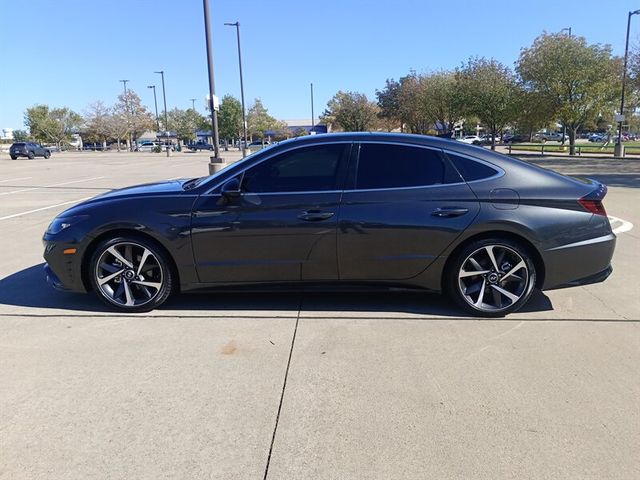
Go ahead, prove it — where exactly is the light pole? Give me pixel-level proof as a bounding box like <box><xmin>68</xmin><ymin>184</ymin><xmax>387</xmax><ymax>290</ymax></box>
<box><xmin>203</xmin><ymin>0</ymin><xmax>221</xmax><ymax>168</ymax></box>
<box><xmin>616</xmin><ymin>10</ymin><xmax>640</xmax><ymax>157</ymax></box>
<box><xmin>310</xmin><ymin>82</ymin><xmax>315</xmax><ymax>134</ymax></box>
<box><xmin>559</xmin><ymin>28</ymin><xmax>571</xmax><ymax>145</ymax></box>
<box><xmin>224</xmin><ymin>21</ymin><xmax>247</xmax><ymax>157</ymax></box>
<box><xmin>190</xmin><ymin>98</ymin><xmax>197</xmax><ymax>111</ymax></box>
<box><xmin>147</xmin><ymin>85</ymin><xmax>160</xmax><ymax>132</ymax></box>
<box><xmin>119</xmin><ymin>80</ymin><xmax>132</xmax><ymax>151</ymax></box>
<box><xmin>154</xmin><ymin>70</ymin><xmax>171</xmax><ymax>157</ymax></box>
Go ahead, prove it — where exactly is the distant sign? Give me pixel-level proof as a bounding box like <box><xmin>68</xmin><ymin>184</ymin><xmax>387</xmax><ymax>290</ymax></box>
<box><xmin>614</xmin><ymin>114</ymin><xmax>625</xmax><ymax>122</ymax></box>
<box><xmin>205</xmin><ymin>94</ymin><xmax>220</xmax><ymax>112</ymax></box>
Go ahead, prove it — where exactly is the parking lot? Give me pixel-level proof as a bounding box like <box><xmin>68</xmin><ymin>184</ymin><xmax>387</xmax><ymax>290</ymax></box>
<box><xmin>0</xmin><ymin>150</ymin><xmax>638</xmax><ymax>479</ymax></box>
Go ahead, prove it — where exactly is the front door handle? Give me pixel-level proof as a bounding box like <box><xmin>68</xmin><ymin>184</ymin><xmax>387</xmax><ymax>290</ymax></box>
<box><xmin>431</xmin><ymin>207</ymin><xmax>469</xmax><ymax>218</ymax></box>
<box><xmin>298</xmin><ymin>210</ymin><xmax>335</xmax><ymax>221</ymax></box>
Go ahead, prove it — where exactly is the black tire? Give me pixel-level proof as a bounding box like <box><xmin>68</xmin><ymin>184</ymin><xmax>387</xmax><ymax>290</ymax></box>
<box><xmin>27</xmin><ymin>151</ymin><xmax>35</xmax><ymax>159</ymax></box>
<box><xmin>10</xmin><ymin>155</ymin><xmax>17</xmax><ymax>160</ymax></box>
<box><xmin>88</xmin><ymin>235</ymin><xmax>174</xmax><ymax>312</ymax></box>
<box><xmin>445</xmin><ymin>237</ymin><xmax>536</xmax><ymax>317</ymax></box>
<box><xmin>44</xmin><ymin>151</ymin><xmax>51</xmax><ymax>159</ymax></box>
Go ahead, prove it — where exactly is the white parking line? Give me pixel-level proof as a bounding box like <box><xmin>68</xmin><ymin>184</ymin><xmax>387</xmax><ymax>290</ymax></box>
<box><xmin>0</xmin><ymin>176</ymin><xmax>32</xmax><ymax>184</ymax></box>
<box><xmin>608</xmin><ymin>215</ymin><xmax>634</xmax><ymax>235</ymax></box>
<box><xmin>0</xmin><ymin>176</ymin><xmax>105</xmax><ymax>196</ymax></box>
<box><xmin>0</xmin><ymin>196</ymin><xmax>96</xmax><ymax>221</ymax></box>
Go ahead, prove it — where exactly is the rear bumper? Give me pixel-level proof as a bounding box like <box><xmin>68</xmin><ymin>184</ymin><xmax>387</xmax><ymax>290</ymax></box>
<box><xmin>548</xmin><ymin>265</ymin><xmax>613</xmax><ymax>290</ymax></box>
<box><xmin>541</xmin><ymin>233</ymin><xmax>616</xmax><ymax>290</ymax></box>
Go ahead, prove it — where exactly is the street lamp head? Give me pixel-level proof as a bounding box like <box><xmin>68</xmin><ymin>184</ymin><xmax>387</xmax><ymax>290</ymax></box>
<box><xmin>224</xmin><ymin>22</ymin><xmax>239</xmax><ymax>26</ymax></box>
<box><xmin>632</xmin><ymin>9</ymin><xmax>640</xmax><ymax>15</ymax></box>
<box><xmin>154</xmin><ymin>71</ymin><xmax>163</xmax><ymax>74</ymax></box>
<box><xmin>147</xmin><ymin>85</ymin><xmax>155</xmax><ymax>89</ymax></box>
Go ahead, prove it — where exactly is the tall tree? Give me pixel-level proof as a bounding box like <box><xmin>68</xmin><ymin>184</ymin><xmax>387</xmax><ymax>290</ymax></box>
<box><xmin>217</xmin><ymin>95</ymin><xmax>243</xmax><ymax>142</ymax></box>
<box><xmin>84</xmin><ymin>101</ymin><xmax>111</xmax><ymax>147</ymax></box>
<box><xmin>457</xmin><ymin>57</ymin><xmax>520</xmax><ymax>149</ymax></box>
<box><xmin>247</xmin><ymin>99</ymin><xmax>278</xmax><ymax>139</ymax></box>
<box><xmin>105</xmin><ymin>111</ymin><xmax>129</xmax><ymax>152</ymax></box>
<box><xmin>321</xmin><ymin>91</ymin><xmax>379</xmax><ymax>132</ymax></box>
<box><xmin>376</xmin><ymin>78</ymin><xmax>404</xmax><ymax>131</ymax></box>
<box><xmin>114</xmin><ymin>90</ymin><xmax>155</xmax><ymax>149</ymax></box>
<box><xmin>512</xmin><ymin>89</ymin><xmax>554</xmax><ymax>140</ymax></box>
<box><xmin>417</xmin><ymin>71</ymin><xmax>464</xmax><ymax>136</ymax></box>
<box><xmin>167</xmin><ymin>108</ymin><xmax>205</xmax><ymax>143</ymax></box>
<box><xmin>12</xmin><ymin>129</ymin><xmax>29</xmax><ymax>142</ymax></box>
<box><xmin>24</xmin><ymin>104</ymin><xmax>82</xmax><ymax>148</ymax></box>
<box><xmin>517</xmin><ymin>33</ymin><xmax>621</xmax><ymax>155</ymax></box>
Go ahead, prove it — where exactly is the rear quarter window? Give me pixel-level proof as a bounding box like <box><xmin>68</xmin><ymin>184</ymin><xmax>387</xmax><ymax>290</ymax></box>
<box><xmin>448</xmin><ymin>153</ymin><xmax>499</xmax><ymax>182</ymax></box>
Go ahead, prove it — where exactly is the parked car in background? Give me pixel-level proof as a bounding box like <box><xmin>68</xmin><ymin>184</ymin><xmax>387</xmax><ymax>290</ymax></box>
<box><xmin>540</xmin><ymin>132</ymin><xmax>564</xmax><ymax>142</ymax></box>
<box><xmin>503</xmin><ymin>134</ymin><xmax>529</xmax><ymax>143</ymax></box>
<box><xmin>136</xmin><ymin>141</ymin><xmax>160</xmax><ymax>152</ymax></box>
<box><xmin>588</xmin><ymin>133</ymin><xmax>606</xmax><ymax>143</ymax></box>
<box><xmin>9</xmin><ymin>142</ymin><xmax>51</xmax><ymax>160</ymax></box>
<box><xmin>42</xmin><ymin>132</ymin><xmax>615</xmax><ymax>317</ymax></box>
<box><xmin>187</xmin><ymin>140</ymin><xmax>214</xmax><ymax>151</ymax></box>
<box><xmin>458</xmin><ymin>135</ymin><xmax>482</xmax><ymax>145</ymax></box>
<box><xmin>83</xmin><ymin>143</ymin><xmax>107</xmax><ymax>151</ymax></box>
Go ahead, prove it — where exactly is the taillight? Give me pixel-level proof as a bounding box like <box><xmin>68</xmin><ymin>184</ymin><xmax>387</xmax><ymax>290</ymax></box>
<box><xmin>578</xmin><ymin>198</ymin><xmax>607</xmax><ymax>216</ymax></box>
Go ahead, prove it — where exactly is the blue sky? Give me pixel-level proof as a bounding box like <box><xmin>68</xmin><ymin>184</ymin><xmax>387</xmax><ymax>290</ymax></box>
<box><xmin>0</xmin><ymin>0</ymin><xmax>638</xmax><ymax>130</ymax></box>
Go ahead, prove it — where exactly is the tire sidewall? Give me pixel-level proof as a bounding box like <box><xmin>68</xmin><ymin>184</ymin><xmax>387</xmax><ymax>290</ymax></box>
<box><xmin>446</xmin><ymin>238</ymin><xmax>536</xmax><ymax>317</ymax></box>
<box><xmin>88</xmin><ymin>235</ymin><xmax>173</xmax><ymax>312</ymax></box>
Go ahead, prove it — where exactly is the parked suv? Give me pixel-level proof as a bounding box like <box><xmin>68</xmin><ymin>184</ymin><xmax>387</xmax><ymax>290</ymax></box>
<box><xmin>9</xmin><ymin>142</ymin><xmax>51</xmax><ymax>160</ymax></box>
<box><xmin>187</xmin><ymin>140</ymin><xmax>214</xmax><ymax>151</ymax></box>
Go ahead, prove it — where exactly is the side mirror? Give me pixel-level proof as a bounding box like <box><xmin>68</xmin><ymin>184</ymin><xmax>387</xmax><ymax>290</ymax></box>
<box><xmin>221</xmin><ymin>178</ymin><xmax>242</xmax><ymax>198</ymax></box>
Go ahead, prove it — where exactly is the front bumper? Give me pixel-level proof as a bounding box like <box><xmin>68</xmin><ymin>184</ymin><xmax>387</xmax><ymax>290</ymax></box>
<box><xmin>541</xmin><ymin>233</ymin><xmax>616</xmax><ymax>290</ymax></box>
<box><xmin>42</xmin><ymin>237</ymin><xmax>88</xmax><ymax>293</ymax></box>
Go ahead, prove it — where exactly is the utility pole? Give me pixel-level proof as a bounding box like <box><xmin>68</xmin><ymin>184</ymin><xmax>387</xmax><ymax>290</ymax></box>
<box><xmin>616</xmin><ymin>10</ymin><xmax>640</xmax><ymax>157</ymax></box>
<box><xmin>310</xmin><ymin>82</ymin><xmax>315</xmax><ymax>134</ymax></box>
<box><xmin>119</xmin><ymin>79</ymin><xmax>132</xmax><ymax>151</ymax></box>
<box><xmin>203</xmin><ymin>0</ymin><xmax>222</xmax><ymax>169</ymax></box>
<box><xmin>148</xmin><ymin>85</ymin><xmax>160</xmax><ymax>132</ymax></box>
<box><xmin>155</xmin><ymin>70</ymin><xmax>171</xmax><ymax>157</ymax></box>
<box><xmin>225</xmin><ymin>21</ymin><xmax>248</xmax><ymax>157</ymax></box>
<box><xmin>190</xmin><ymin>98</ymin><xmax>197</xmax><ymax>111</ymax></box>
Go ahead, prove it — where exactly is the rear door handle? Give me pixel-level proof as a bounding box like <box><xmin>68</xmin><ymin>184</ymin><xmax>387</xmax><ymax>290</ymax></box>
<box><xmin>431</xmin><ymin>207</ymin><xmax>469</xmax><ymax>218</ymax></box>
<box><xmin>298</xmin><ymin>210</ymin><xmax>335</xmax><ymax>221</ymax></box>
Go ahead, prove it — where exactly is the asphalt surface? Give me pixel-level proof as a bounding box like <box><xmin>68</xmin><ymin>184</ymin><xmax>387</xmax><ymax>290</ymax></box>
<box><xmin>0</xmin><ymin>150</ymin><xmax>638</xmax><ymax>479</ymax></box>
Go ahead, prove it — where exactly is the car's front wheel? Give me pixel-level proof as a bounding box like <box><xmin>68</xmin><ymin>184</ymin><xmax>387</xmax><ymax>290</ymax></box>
<box><xmin>10</xmin><ymin>155</ymin><xmax>17</xmax><ymax>160</ymax></box>
<box><xmin>446</xmin><ymin>238</ymin><xmax>536</xmax><ymax>317</ymax></box>
<box><xmin>89</xmin><ymin>236</ymin><xmax>174</xmax><ymax>312</ymax></box>
<box><xmin>44</xmin><ymin>151</ymin><xmax>51</xmax><ymax>159</ymax></box>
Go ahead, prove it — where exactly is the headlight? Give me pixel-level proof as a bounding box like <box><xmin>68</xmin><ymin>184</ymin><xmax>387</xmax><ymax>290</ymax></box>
<box><xmin>46</xmin><ymin>216</ymin><xmax>88</xmax><ymax>235</ymax></box>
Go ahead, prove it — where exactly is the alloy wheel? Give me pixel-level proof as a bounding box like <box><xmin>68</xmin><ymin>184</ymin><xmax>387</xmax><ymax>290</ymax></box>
<box><xmin>94</xmin><ymin>242</ymin><xmax>164</xmax><ymax>308</ymax></box>
<box><xmin>457</xmin><ymin>244</ymin><xmax>529</xmax><ymax>312</ymax></box>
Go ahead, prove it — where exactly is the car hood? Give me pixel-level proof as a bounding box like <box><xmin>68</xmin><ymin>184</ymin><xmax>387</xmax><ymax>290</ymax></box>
<box><xmin>56</xmin><ymin>180</ymin><xmax>187</xmax><ymax>217</ymax></box>
<box><xmin>90</xmin><ymin>179</ymin><xmax>186</xmax><ymax>201</ymax></box>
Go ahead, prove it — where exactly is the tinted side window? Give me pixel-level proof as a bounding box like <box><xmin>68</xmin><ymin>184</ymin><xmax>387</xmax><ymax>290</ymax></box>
<box><xmin>242</xmin><ymin>143</ymin><xmax>347</xmax><ymax>193</ymax></box>
<box><xmin>448</xmin><ymin>154</ymin><xmax>499</xmax><ymax>182</ymax></box>
<box><xmin>356</xmin><ymin>143</ymin><xmax>444</xmax><ymax>189</ymax></box>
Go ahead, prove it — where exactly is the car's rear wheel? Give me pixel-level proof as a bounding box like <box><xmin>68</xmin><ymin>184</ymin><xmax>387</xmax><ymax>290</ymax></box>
<box><xmin>10</xmin><ymin>155</ymin><xmax>17</xmax><ymax>160</ymax></box>
<box><xmin>27</xmin><ymin>152</ymin><xmax>34</xmax><ymax>159</ymax></box>
<box><xmin>89</xmin><ymin>236</ymin><xmax>174</xmax><ymax>312</ymax></box>
<box><xmin>446</xmin><ymin>238</ymin><xmax>536</xmax><ymax>317</ymax></box>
